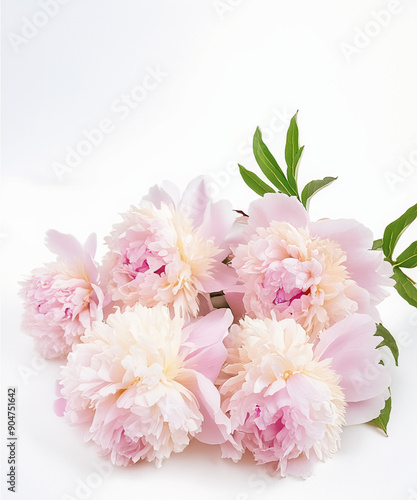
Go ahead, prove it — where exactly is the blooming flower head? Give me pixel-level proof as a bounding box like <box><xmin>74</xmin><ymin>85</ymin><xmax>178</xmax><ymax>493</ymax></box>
<box><xmin>219</xmin><ymin>313</ymin><xmax>390</xmax><ymax>477</ymax></box>
<box><xmin>20</xmin><ymin>231</ymin><xmax>104</xmax><ymax>359</ymax></box>
<box><xmin>57</xmin><ymin>304</ymin><xmax>234</xmax><ymax>467</ymax></box>
<box><xmin>227</xmin><ymin>193</ymin><xmax>392</xmax><ymax>339</ymax></box>
<box><xmin>220</xmin><ymin>317</ymin><xmax>346</xmax><ymax>477</ymax></box>
<box><xmin>102</xmin><ymin>177</ymin><xmax>237</xmax><ymax>319</ymax></box>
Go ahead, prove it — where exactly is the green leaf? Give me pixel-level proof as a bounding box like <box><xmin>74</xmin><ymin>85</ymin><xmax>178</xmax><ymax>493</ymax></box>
<box><xmin>372</xmin><ymin>239</ymin><xmax>383</xmax><ymax>250</ymax></box>
<box><xmin>382</xmin><ymin>203</ymin><xmax>417</xmax><ymax>260</ymax></box>
<box><xmin>368</xmin><ymin>396</ymin><xmax>391</xmax><ymax>436</ymax></box>
<box><xmin>300</xmin><ymin>177</ymin><xmax>337</xmax><ymax>209</ymax></box>
<box><xmin>285</xmin><ymin>112</ymin><xmax>302</xmax><ymax>194</ymax></box>
<box><xmin>395</xmin><ymin>241</ymin><xmax>417</xmax><ymax>268</ymax></box>
<box><xmin>287</xmin><ymin>145</ymin><xmax>305</xmax><ymax>194</ymax></box>
<box><xmin>253</xmin><ymin>127</ymin><xmax>296</xmax><ymax>196</ymax></box>
<box><xmin>392</xmin><ymin>267</ymin><xmax>417</xmax><ymax>308</ymax></box>
<box><xmin>293</xmin><ymin>145</ymin><xmax>304</xmax><ymax>168</ymax></box>
<box><xmin>238</xmin><ymin>164</ymin><xmax>275</xmax><ymax>197</ymax></box>
<box><xmin>285</xmin><ymin>111</ymin><xmax>299</xmax><ymax>170</ymax></box>
<box><xmin>375</xmin><ymin>323</ymin><xmax>399</xmax><ymax>366</ymax></box>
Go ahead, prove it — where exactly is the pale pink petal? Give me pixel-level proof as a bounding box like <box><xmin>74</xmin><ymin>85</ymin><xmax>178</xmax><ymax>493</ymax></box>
<box><xmin>45</xmin><ymin>230</ymin><xmax>84</xmax><ymax>266</ymax></box>
<box><xmin>184</xmin><ymin>342</ymin><xmax>228</xmax><ymax>382</ymax></box>
<box><xmin>84</xmin><ymin>233</ymin><xmax>97</xmax><ymax>260</ymax></box>
<box><xmin>310</xmin><ymin>219</ymin><xmax>393</xmax><ymax>304</ymax></box>
<box><xmin>200</xmin><ymin>199</ymin><xmax>237</xmax><ymax>254</ymax></box>
<box><xmin>248</xmin><ymin>193</ymin><xmax>309</xmax><ymax>230</ymax></box>
<box><xmin>310</xmin><ymin>218</ymin><xmax>373</xmax><ymax>251</ymax></box>
<box><xmin>179</xmin><ymin>176</ymin><xmax>210</xmax><ymax>227</ymax></box>
<box><xmin>223</xmin><ymin>289</ymin><xmax>246</xmax><ymax>322</ymax></box>
<box><xmin>54</xmin><ymin>397</ymin><xmax>66</xmax><ymax>417</ymax></box>
<box><xmin>182</xmin><ymin>308</ymin><xmax>233</xmax><ymax>350</ymax></box>
<box><xmin>142</xmin><ymin>184</ymin><xmax>176</xmax><ymax>209</ymax></box>
<box><xmin>315</xmin><ymin>314</ymin><xmax>391</xmax><ymax>404</ymax></box>
<box><xmin>197</xmin><ymin>263</ymin><xmax>237</xmax><ymax>293</ymax></box>
<box><xmin>344</xmin><ymin>394</ymin><xmax>388</xmax><ymax>425</ymax></box>
<box><xmin>177</xmin><ymin>369</ymin><xmax>232</xmax><ymax>445</ymax></box>
<box><xmin>315</xmin><ymin>314</ymin><xmax>378</xmax><ymax>360</ymax></box>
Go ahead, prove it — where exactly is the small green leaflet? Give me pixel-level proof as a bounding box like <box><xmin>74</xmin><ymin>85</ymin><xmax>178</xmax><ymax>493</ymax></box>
<box><xmin>238</xmin><ymin>164</ymin><xmax>275</xmax><ymax>197</ymax></box>
<box><xmin>375</xmin><ymin>323</ymin><xmax>399</xmax><ymax>366</ymax></box>
<box><xmin>253</xmin><ymin>127</ymin><xmax>295</xmax><ymax>196</ymax></box>
<box><xmin>382</xmin><ymin>203</ymin><xmax>417</xmax><ymax>260</ymax></box>
<box><xmin>301</xmin><ymin>177</ymin><xmax>337</xmax><ymax>209</ymax></box>
<box><xmin>372</xmin><ymin>239</ymin><xmax>383</xmax><ymax>250</ymax></box>
<box><xmin>392</xmin><ymin>267</ymin><xmax>417</xmax><ymax>308</ymax></box>
<box><xmin>368</xmin><ymin>396</ymin><xmax>392</xmax><ymax>435</ymax></box>
<box><xmin>395</xmin><ymin>241</ymin><xmax>417</xmax><ymax>269</ymax></box>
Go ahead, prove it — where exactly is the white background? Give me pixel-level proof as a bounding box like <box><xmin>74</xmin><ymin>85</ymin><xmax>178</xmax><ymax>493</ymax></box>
<box><xmin>2</xmin><ymin>1</ymin><xmax>417</xmax><ymax>499</ymax></box>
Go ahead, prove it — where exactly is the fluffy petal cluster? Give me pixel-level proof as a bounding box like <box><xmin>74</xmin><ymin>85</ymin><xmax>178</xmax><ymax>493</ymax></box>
<box><xmin>58</xmin><ymin>304</ymin><xmax>233</xmax><ymax>466</ymax></box>
<box><xmin>102</xmin><ymin>178</ymin><xmax>237</xmax><ymax>319</ymax></box>
<box><xmin>227</xmin><ymin>194</ymin><xmax>392</xmax><ymax>339</ymax></box>
<box><xmin>20</xmin><ymin>231</ymin><xmax>104</xmax><ymax>359</ymax></box>
<box><xmin>219</xmin><ymin>314</ymin><xmax>390</xmax><ymax>477</ymax></box>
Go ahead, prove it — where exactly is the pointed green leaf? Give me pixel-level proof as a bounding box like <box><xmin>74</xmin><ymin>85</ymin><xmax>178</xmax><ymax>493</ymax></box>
<box><xmin>372</xmin><ymin>239</ymin><xmax>383</xmax><ymax>250</ymax></box>
<box><xmin>368</xmin><ymin>396</ymin><xmax>391</xmax><ymax>435</ymax></box>
<box><xmin>238</xmin><ymin>164</ymin><xmax>275</xmax><ymax>197</ymax></box>
<box><xmin>253</xmin><ymin>127</ymin><xmax>296</xmax><ymax>196</ymax></box>
<box><xmin>285</xmin><ymin>112</ymin><xmax>302</xmax><ymax>194</ymax></box>
<box><xmin>301</xmin><ymin>177</ymin><xmax>337</xmax><ymax>209</ymax></box>
<box><xmin>293</xmin><ymin>145</ymin><xmax>304</xmax><ymax>168</ymax></box>
<box><xmin>285</xmin><ymin>111</ymin><xmax>300</xmax><ymax>170</ymax></box>
<box><xmin>392</xmin><ymin>267</ymin><xmax>417</xmax><ymax>308</ymax></box>
<box><xmin>287</xmin><ymin>145</ymin><xmax>305</xmax><ymax>194</ymax></box>
<box><xmin>395</xmin><ymin>241</ymin><xmax>417</xmax><ymax>268</ymax></box>
<box><xmin>375</xmin><ymin>323</ymin><xmax>399</xmax><ymax>366</ymax></box>
<box><xmin>382</xmin><ymin>203</ymin><xmax>417</xmax><ymax>260</ymax></box>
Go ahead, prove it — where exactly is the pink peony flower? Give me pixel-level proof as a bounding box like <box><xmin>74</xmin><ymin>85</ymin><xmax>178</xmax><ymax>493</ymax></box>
<box><xmin>20</xmin><ymin>231</ymin><xmax>104</xmax><ymax>359</ymax></box>
<box><xmin>227</xmin><ymin>193</ymin><xmax>392</xmax><ymax>339</ymax></box>
<box><xmin>58</xmin><ymin>304</ymin><xmax>234</xmax><ymax>466</ymax></box>
<box><xmin>102</xmin><ymin>177</ymin><xmax>237</xmax><ymax>319</ymax></box>
<box><xmin>219</xmin><ymin>313</ymin><xmax>390</xmax><ymax>478</ymax></box>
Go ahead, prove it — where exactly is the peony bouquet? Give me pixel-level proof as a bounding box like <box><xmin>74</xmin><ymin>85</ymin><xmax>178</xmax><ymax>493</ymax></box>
<box><xmin>21</xmin><ymin>112</ymin><xmax>417</xmax><ymax>478</ymax></box>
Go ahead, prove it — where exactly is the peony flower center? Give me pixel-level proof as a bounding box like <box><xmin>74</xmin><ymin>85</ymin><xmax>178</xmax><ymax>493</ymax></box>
<box><xmin>273</xmin><ymin>287</ymin><xmax>305</xmax><ymax>305</ymax></box>
<box><xmin>122</xmin><ymin>246</ymin><xmax>167</xmax><ymax>279</ymax></box>
<box><xmin>282</xmin><ymin>369</ymin><xmax>293</xmax><ymax>381</ymax></box>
